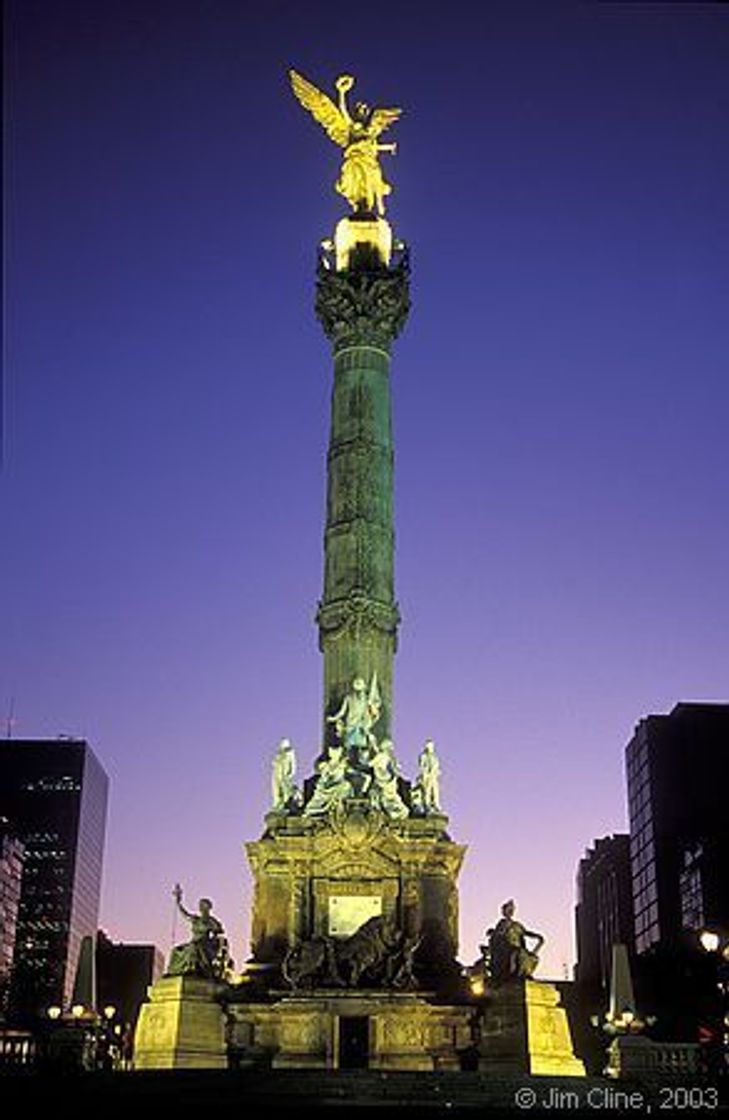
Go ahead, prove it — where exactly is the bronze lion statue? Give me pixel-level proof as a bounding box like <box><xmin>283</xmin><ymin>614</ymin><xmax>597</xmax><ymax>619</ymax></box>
<box><xmin>283</xmin><ymin>915</ymin><xmax>403</xmax><ymax>990</ymax></box>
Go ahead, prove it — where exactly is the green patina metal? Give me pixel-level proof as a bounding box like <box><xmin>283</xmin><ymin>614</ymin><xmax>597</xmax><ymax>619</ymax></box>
<box><xmin>315</xmin><ymin>250</ymin><xmax>410</xmax><ymax>742</ymax></box>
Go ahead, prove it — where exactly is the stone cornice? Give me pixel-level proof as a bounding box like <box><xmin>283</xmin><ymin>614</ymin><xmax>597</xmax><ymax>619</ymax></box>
<box><xmin>246</xmin><ymin>817</ymin><xmax>466</xmax><ymax>879</ymax></box>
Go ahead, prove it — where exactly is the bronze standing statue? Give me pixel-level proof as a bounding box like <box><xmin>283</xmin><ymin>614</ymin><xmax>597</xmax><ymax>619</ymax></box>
<box><xmin>327</xmin><ymin>673</ymin><xmax>381</xmax><ymax>755</ymax></box>
<box><xmin>289</xmin><ymin>69</ymin><xmax>402</xmax><ymax>216</ymax></box>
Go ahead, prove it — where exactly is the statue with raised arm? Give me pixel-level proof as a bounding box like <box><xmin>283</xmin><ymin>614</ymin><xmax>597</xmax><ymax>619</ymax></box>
<box><xmin>270</xmin><ymin>737</ymin><xmax>300</xmax><ymax>812</ymax></box>
<box><xmin>486</xmin><ymin>899</ymin><xmax>544</xmax><ymax>982</ymax></box>
<box><xmin>327</xmin><ymin>673</ymin><xmax>381</xmax><ymax>760</ymax></box>
<box><xmin>413</xmin><ymin>739</ymin><xmax>441</xmax><ymax>814</ymax></box>
<box><xmin>289</xmin><ymin>69</ymin><xmax>401</xmax><ymax>216</ymax></box>
<box><xmin>166</xmin><ymin>884</ymin><xmax>230</xmax><ymax>980</ymax></box>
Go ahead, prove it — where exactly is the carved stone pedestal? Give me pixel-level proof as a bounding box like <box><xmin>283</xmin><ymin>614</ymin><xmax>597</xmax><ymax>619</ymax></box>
<box><xmin>134</xmin><ymin>975</ymin><xmax>227</xmax><ymax>1070</ymax></box>
<box><xmin>246</xmin><ymin>808</ymin><xmax>464</xmax><ymax>989</ymax></box>
<box><xmin>478</xmin><ymin>980</ymin><xmax>585</xmax><ymax>1077</ymax></box>
<box><xmin>227</xmin><ymin>990</ymin><xmax>473</xmax><ymax>1071</ymax></box>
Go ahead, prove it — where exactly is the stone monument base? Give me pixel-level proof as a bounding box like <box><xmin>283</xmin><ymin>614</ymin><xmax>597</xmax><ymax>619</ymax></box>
<box><xmin>134</xmin><ymin>975</ymin><xmax>227</xmax><ymax>1070</ymax></box>
<box><xmin>478</xmin><ymin>979</ymin><xmax>585</xmax><ymax>1077</ymax></box>
<box><xmin>228</xmin><ymin>990</ymin><xmax>473</xmax><ymax>1071</ymax></box>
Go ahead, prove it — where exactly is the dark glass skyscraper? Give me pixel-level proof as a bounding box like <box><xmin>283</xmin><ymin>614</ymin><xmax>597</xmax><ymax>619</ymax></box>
<box><xmin>625</xmin><ymin>703</ymin><xmax>729</xmax><ymax>956</ymax></box>
<box><xmin>0</xmin><ymin>738</ymin><xmax>108</xmax><ymax>1021</ymax></box>
<box><xmin>623</xmin><ymin>703</ymin><xmax>729</xmax><ymax>1038</ymax></box>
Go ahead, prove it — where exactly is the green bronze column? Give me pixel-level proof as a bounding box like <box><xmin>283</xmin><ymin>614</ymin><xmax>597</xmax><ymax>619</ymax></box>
<box><xmin>315</xmin><ymin>228</ymin><xmax>410</xmax><ymax>743</ymax></box>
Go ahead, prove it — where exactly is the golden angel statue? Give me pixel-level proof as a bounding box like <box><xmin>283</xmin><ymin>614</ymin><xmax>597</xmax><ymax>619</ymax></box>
<box><xmin>289</xmin><ymin>69</ymin><xmax>401</xmax><ymax>217</ymax></box>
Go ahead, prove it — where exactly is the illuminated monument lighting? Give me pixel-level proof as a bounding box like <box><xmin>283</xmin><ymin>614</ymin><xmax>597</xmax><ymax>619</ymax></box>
<box><xmin>134</xmin><ymin>70</ymin><xmax>584</xmax><ymax>1077</ymax></box>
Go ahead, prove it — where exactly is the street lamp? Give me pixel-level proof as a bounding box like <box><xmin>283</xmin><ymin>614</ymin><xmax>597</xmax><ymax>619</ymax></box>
<box><xmin>698</xmin><ymin>928</ymin><xmax>729</xmax><ymax>1077</ymax></box>
<box><xmin>700</xmin><ymin>930</ymin><xmax>721</xmax><ymax>955</ymax></box>
<box><xmin>42</xmin><ymin>1002</ymin><xmax>123</xmax><ymax>1072</ymax></box>
<box><xmin>95</xmin><ymin>1004</ymin><xmax>121</xmax><ymax>1071</ymax></box>
<box><xmin>469</xmin><ymin>976</ymin><xmax>485</xmax><ymax>998</ymax></box>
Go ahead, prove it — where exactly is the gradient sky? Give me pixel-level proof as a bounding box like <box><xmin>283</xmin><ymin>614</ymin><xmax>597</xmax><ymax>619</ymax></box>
<box><xmin>4</xmin><ymin>0</ymin><xmax>728</xmax><ymax>980</ymax></box>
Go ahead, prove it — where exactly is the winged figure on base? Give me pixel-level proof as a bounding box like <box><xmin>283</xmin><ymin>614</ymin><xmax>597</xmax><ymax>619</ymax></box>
<box><xmin>289</xmin><ymin>69</ymin><xmax>402</xmax><ymax>217</ymax></box>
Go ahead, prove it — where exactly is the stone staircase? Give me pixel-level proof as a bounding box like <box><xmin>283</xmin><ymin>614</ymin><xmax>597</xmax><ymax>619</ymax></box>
<box><xmin>6</xmin><ymin>1067</ymin><xmax>723</xmax><ymax>1113</ymax></box>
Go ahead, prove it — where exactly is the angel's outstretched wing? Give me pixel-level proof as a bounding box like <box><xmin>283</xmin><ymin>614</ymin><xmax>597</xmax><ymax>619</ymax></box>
<box><xmin>368</xmin><ymin>107</ymin><xmax>402</xmax><ymax>138</ymax></box>
<box><xmin>289</xmin><ymin>69</ymin><xmax>349</xmax><ymax>148</ymax></box>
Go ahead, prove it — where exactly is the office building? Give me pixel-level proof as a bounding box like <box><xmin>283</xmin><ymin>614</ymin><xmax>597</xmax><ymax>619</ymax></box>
<box><xmin>575</xmin><ymin>834</ymin><xmax>634</xmax><ymax>1011</ymax></box>
<box><xmin>625</xmin><ymin>703</ymin><xmax>729</xmax><ymax>956</ymax></box>
<box><xmin>0</xmin><ymin>818</ymin><xmax>24</xmax><ymax>1019</ymax></box>
<box><xmin>96</xmin><ymin>930</ymin><xmax>164</xmax><ymax>1030</ymax></box>
<box><xmin>0</xmin><ymin>738</ymin><xmax>108</xmax><ymax>1021</ymax></box>
<box><xmin>625</xmin><ymin>703</ymin><xmax>729</xmax><ymax>1037</ymax></box>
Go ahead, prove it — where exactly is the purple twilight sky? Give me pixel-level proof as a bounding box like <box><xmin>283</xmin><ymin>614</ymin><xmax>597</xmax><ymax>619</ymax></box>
<box><xmin>4</xmin><ymin>0</ymin><xmax>728</xmax><ymax>979</ymax></box>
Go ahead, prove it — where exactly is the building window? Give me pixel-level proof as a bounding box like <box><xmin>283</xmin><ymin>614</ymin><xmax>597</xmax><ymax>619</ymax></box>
<box><xmin>679</xmin><ymin>842</ymin><xmax>705</xmax><ymax>931</ymax></box>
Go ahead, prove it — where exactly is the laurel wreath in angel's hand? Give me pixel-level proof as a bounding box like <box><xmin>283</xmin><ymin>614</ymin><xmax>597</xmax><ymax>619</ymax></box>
<box><xmin>289</xmin><ymin>69</ymin><xmax>401</xmax><ymax>148</ymax></box>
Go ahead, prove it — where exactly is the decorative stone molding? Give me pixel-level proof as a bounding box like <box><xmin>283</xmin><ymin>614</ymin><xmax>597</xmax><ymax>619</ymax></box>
<box><xmin>316</xmin><ymin>262</ymin><xmax>410</xmax><ymax>351</ymax></box>
<box><xmin>317</xmin><ymin>591</ymin><xmax>400</xmax><ymax>644</ymax></box>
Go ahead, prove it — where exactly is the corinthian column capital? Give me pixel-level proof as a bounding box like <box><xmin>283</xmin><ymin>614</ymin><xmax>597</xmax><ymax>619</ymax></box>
<box><xmin>315</xmin><ymin>260</ymin><xmax>410</xmax><ymax>352</ymax></box>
